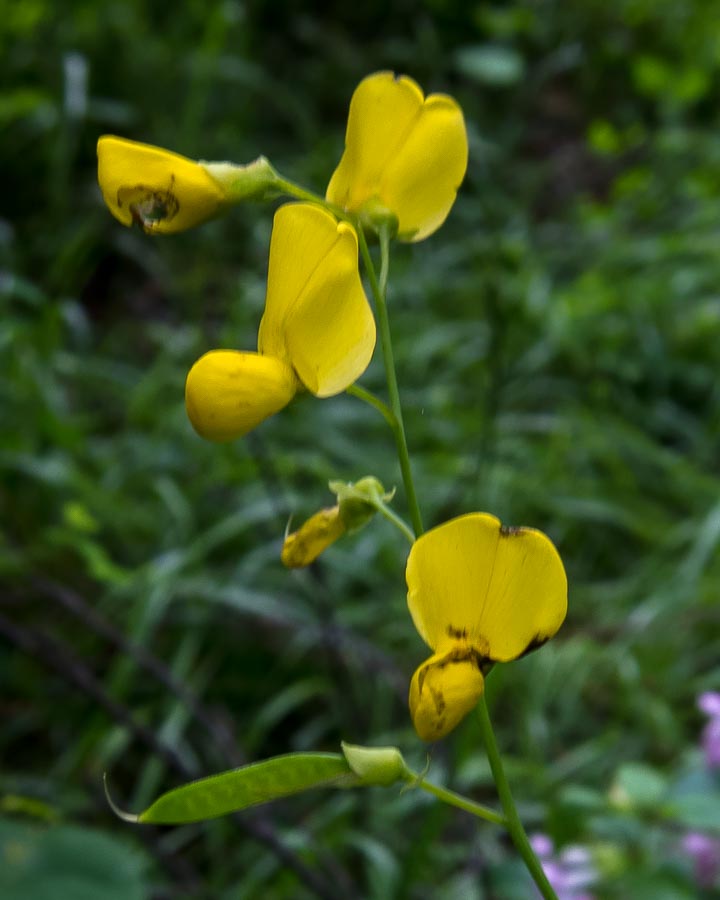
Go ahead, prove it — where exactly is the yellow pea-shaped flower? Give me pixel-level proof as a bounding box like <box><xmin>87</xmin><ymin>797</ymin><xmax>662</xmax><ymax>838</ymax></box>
<box><xmin>406</xmin><ymin>513</ymin><xmax>567</xmax><ymax>741</ymax></box>
<box><xmin>326</xmin><ymin>72</ymin><xmax>468</xmax><ymax>242</ymax></box>
<box><xmin>185</xmin><ymin>203</ymin><xmax>376</xmax><ymax>442</ymax></box>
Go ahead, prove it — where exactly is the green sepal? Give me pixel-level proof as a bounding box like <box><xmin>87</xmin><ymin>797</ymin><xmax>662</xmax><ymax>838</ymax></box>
<box><xmin>356</xmin><ymin>198</ymin><xmax>399</xmax><ymax>241</ymax></box>
<box><xmin>341</xmin><ymin>742</ymin><xmax>412</xmax><ymax>786</ymax></box>
<box><xmin>330</xmin><ymin>476</ymin><xmax>394</xmax><ymax>533</ymax></box>
<box><xmin>202</xmin><ymin>156</ymin><xmax>282</xmax><ymax>203</ymax></box>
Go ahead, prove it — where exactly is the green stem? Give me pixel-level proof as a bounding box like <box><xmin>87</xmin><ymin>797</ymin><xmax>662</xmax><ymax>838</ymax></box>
<box><xmin>273</xmin><ymin>175</ymin><xmax>347</xmax><ymax>220</ymax></box>
<box><xmin>413</xmin><ymin>775</ymin><xmax>506</xmax><ymax>827</ymax></box>
<box><xmin>272</xmin><ymin>174</ymin><xmax>325</xmax><ymax>205</ymax></box>
<box><xmin>273</xmin><ymin>176</ymin><xmax>422</xmax><ymax>539</ymax></box>
<box><xmin>346</xmin><ymin>384</ymin><xmax>396</xmax><ymax>430</ymax></box>
<box><xmin>357</xmin><ymin>226</ymin><xmax>423</xmax><ymax>538</ymax></box>
<box><xmin>374</xmin><ymin>502</ymin><xmax>415</xmax><ymax>545</ymax></box>
<box><xmin>344</xmin><ymin>387</ymin><xmax>414</xmax><ymax>543</ymax></box>
<box><xmin>477</xmin><ymin>696</ymin><xmax>558</xmax><ymax>900</ymax></box>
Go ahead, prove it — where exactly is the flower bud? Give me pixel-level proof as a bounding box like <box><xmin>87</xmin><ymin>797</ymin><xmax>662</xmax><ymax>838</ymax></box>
<box><xmin>341</xmin><ymin>742</ymin><xmax>411</xmax><ymax>786</ymax></box>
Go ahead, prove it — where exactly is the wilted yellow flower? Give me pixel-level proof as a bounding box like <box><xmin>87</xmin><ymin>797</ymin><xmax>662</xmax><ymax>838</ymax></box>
<box><xmin>97</xmin><ymin>136</ymin><xmax>227</xmax><ymax>233</ymax></box>
<box><xmin>407</xmin><ymin>513</ymin><xmax>567</xmax><ymax>742</ymax></box>
<box><xmin>326</xmin><ymin>71</ymin><xmax>468</xmax><ymax>242</ymax></box>
<box><xmin>281</xmin><ymin>506</ymin><xmax>346</xmax><ymax>568</ymax></box>
<box><xmin>281</xmin><ymin>476</ymin><xmax>390</xmax><ymax>568</ymax></box>
<box><xmin>185</xmin><ymin>203</ymin><xmax>375</xmax><ymax>441</ymax></box>
<box><xmin>97</xmin><ymin>136</ymin><xmax>278</xmax><ymax>234</ymax></box>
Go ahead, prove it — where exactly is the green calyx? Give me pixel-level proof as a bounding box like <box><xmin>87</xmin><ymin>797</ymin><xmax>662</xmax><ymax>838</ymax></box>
<box><xmin>341</xmin><ymin>742</ymin><xmax>412</xmax><ymax>787</ymax></box>
<box><xmin>356</xmin><ymin>198</ymin><xmax>399</xmax><ymax>241</ymax></box>
<box><xmin>202</xmin><ymin>155</ymin><xmax>282</xmax><ymax>203</ymax></box>
<box><xmin>330</xmin><ymin>476</ymin><xmax>394</xmax><ymax>533</ymax></box>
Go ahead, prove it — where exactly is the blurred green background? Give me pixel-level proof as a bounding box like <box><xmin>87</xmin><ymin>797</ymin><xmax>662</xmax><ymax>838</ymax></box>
<box><xmin>2</xmin><ymin>1</ymin><xmax>720</xmax><ymax>897</ymax></box>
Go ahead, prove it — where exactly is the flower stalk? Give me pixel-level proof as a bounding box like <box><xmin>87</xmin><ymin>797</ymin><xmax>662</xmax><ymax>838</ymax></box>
<box><xmin>360</xmin><ymin>200</ymin><xmax>560</xmax><ymax>900</ymax></box>
<box><xmin>477</xmin><ymin>696</ymin><xmax>559</xmax><ymax>900</ymax></box>
<box><xmin>357</xmin><ymin>224</ymin><xmax>424</xmax><ymax>537</ymax></box>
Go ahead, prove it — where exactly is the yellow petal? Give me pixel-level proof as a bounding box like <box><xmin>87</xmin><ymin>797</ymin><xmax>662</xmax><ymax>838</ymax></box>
<box><xmin>409</xmin><ymin>648</ymin><xmax>485</xmax><ymax>742</ymax></box>
<box><xmin>326</xmin><ymin>73</ymin><xmax>424</xmax><ymax>214</ymax></box>
<box><xmin>381</xmin><ymin>94</ymin><xmax>468</xmax><ymax>242</ymax></box>
<box><xmin>281</xmin><ymin>506</ymin><xmax>346</xmax><ymax>568</ymax></box>
<box><xmin>185</xmin><ymin>350</ymin><xmax>297</xmax><ymax>442</ymax></box>
<box><xmin>326</xmin><ymin>72</ymin><xmax>468</xmax><ymax>242</ymax></box>
<box><xmin>406</xmin><ymin>513</ymin><xmax>567</xmax><ymax>662</ymax></box>
<box><xmin>258</xmin><ymin>204</ymin><xmax>339</xmax><ymax>359</ymax></box>
<box><xmin>258</xmin><ymin>203</ymin><xmax>375</xmax><ymax>396</ymax></box>
<box><xmin>97</xmin><ymin>136</ymin><xmax>226</xmax><ymax>234</ymax></box>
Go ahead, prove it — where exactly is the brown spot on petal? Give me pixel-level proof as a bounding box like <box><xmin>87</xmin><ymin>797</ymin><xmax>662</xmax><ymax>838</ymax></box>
<box><xmin>446</xmin><ymin>624</ymin><xmax>468</xmax><ymax>640</ymax></box>
<box><xmin>499</xmin><ymin>525</ymin><xmax>528</xmax><ymax>537</ymax></box>
<box><xmin>117</xmin><ymin>178</ymin><xmax>179</xmax><ymax>232</ymax></box>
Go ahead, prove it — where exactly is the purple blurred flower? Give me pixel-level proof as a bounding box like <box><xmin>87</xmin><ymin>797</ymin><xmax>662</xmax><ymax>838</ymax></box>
<box><xmin>681</xmin><ymin>832</ymin><xmax>720</xmax><ymax>888</ymax></box>
<box><xmin>698</xmin><ymin>691</ymin><xmax>720</xmax><ymax>770</ymax></box>
<box><xmin>698</xmin><ymin>692</ymin><xmax>720</xmax><ymax>718</ymax></box>
<box><xmin>530</xmin><ymin>834</ymin><xmax>597</xmax><ymax>900</ymax></box>
<box><xmin>531</xmin><ymin>833</ymin><xmax>554</xmax><ymax>859</ymax></box>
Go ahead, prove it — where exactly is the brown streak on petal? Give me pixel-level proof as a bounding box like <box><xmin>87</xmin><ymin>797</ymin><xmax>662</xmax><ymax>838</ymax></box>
<box><xmin>518</xmin><ymin>634</ymin><xmax>549</xmax><ymax>658</ymax></box>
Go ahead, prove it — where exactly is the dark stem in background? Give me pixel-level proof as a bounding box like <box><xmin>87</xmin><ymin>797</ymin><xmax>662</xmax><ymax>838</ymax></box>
<box><xmin>0</xmin><ymin>610</ymin><xmax>348</xmax><ymax>900</ymax></box>
<box><xmin>245</xmin><ymin>431</ymin><xmax>379</xmax><ymax>740</ymax></box>
<box><xmin>34</xmin><ymin>577</ymin><xmax>244</xmax><ymax>767</ymax></box>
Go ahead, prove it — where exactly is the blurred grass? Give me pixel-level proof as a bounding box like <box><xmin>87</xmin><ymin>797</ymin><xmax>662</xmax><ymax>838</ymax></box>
<box><xmin>2</xmin><ymin>0</ymin><xmax>720</xmax><ymax>897</ymax></box>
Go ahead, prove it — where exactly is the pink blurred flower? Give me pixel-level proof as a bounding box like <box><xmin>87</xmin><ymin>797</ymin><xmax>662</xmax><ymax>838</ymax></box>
<box><xmin>698</xmin><ymin>691</ymin><xmax>720</xmax><ymax>770</ymax></box>
<box><xmin>681</xmin><ymin>832</ymin><xmax>720</xmax><ymax>888</ymax></box>
<box><xmin>530</xmin><ymin>834</ymin><xmax>596</xmax><ymax>900</ymax></box>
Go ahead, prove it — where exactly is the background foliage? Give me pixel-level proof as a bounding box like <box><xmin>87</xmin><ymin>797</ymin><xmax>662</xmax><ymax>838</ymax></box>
<box><xmin>2</xmin><ymin>1</ymin><xmax>720</xmax><ymax>897</ymax></box>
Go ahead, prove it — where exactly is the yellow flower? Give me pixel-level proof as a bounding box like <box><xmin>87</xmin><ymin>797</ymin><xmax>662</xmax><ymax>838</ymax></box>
<box><xmin>406</xmin><ymin>513</ymin><xmax>567</xmax><ymax>742</ymax></box>
<box><xmin>97</xmin><ymin>136</ymin><xmax>227</xmax><ymax>233</ymax></box>
<box><xmin>185</xmin><ymin>203</ymin><xmax>375</xmax><ymax>441</ymax></box>
<box><xmin>326</xmin><ymin>71</ymin><xmax>468</xmax><ymax>242</ymax></box>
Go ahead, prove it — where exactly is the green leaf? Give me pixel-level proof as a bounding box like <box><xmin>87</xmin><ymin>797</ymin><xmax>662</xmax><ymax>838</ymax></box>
<box><xmin>665</xmin><ymin>792</ymin><xmax>720</xmax><ymax>832</ymax></box>
<box><xmin>612</xmin><ymin>762</ymin><xmax>667</xmax><ymax>810</ymax></box>
<box><xmin>608</xmin><ymin>871</ymin><xmax>697</xmax><ymax>900</ymax></box>
<box><xmin>0</xmin><ymin>88</ymin><xmax>53</xmax><ymax>126</ymax></box>
<box><xmin>106</xmin><ymin>753</ymin><xmax>359</xmax><ymax>825</ymax></box>
<box><xmin>0</xmin><ymin>818</ymin><xmax>149</xmax><ymax>900</ymax></box>
<box><xmin>455</xmin><ymin>44</ymin><xmax>524</xmax><ymax>86</ymax></box>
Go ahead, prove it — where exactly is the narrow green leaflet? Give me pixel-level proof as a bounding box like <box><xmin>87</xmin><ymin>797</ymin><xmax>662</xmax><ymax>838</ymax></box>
<box><xmin>106</xmin><ymin>753</ymin><xmax>359</xmax><ymax>825</ymax></box>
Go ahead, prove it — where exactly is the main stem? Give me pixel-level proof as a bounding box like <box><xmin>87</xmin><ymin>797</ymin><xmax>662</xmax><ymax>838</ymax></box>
<box><xmin>477</xmin><ymin>696</ymin><xmax>558</xmax><ymax>900</ymax></box>
<box><xmin>357</xmin><ymin>226</ymin><xmax>423</xmax><ymax>538</ymax></box>
<box><xmin>358</xmin><ymin>225</ymin><xmax>555</xmax><ymax>898</ymax></box>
